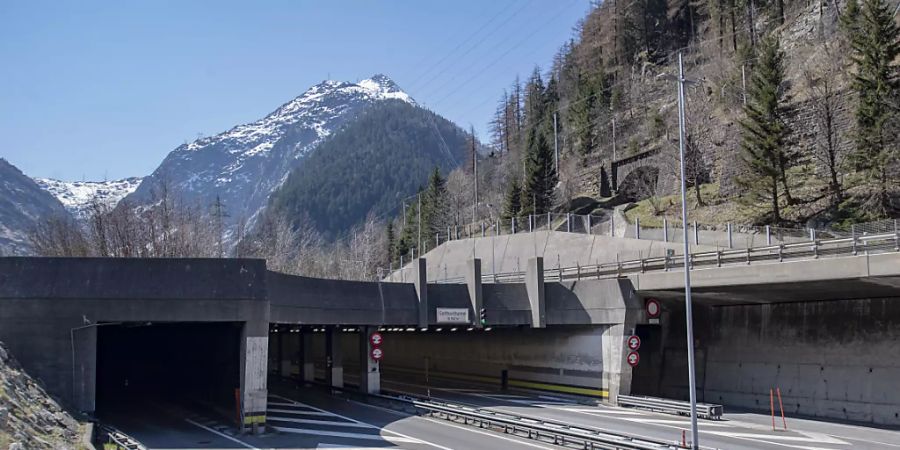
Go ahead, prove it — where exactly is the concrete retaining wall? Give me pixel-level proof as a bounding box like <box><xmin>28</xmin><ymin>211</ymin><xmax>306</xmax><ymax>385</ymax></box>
<box><xmin>648</xmin><ymin>297</ymin><xmax>900</xmax><ymax>426</ymax></box>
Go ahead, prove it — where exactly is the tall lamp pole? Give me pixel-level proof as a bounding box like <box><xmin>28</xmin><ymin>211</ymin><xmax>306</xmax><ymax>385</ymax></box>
<box><xmin>675</xmin><ymin>52</ymin><xmax>700</xmax><ymax>449</ymax></box>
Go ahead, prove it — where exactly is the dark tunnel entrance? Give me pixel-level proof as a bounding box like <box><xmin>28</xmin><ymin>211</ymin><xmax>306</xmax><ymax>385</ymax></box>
<box><xmin>96</xmin><ymin>322</ymin><xmax>242</xmax><ymax>417</ymax></box>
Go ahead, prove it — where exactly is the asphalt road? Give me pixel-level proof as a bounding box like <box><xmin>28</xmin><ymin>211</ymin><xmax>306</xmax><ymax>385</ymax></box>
<box><xmin>368</xmin><ymin>369</ymin><xmax>900</xmax><ymax>450</ymax></box>
<box><xmin>100</xmin><ymin>373</ymin><xmax>900</xmax><ymax>450</ymax></box>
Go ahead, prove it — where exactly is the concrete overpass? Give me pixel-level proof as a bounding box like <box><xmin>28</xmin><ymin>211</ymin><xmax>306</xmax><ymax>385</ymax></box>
<box><xmin>1</xmin><ymin>227</ymin><xmax>899</xmax><ymax>431</ymax></box>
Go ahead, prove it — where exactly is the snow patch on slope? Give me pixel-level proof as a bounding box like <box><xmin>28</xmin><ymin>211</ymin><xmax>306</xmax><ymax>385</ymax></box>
<box><xmin>34</xmin><ymin>177</ymin><xmax>143</xmax><ymax>218</ymax></box>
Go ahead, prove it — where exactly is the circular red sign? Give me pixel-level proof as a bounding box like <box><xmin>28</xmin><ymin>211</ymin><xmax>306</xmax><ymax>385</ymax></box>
<box><xmin>627</xmin><ymin>335</ymin><xmax>641</xmax><ymax>351</ymax></box>
<box><xmin>370</xmin><ymin>347</ymin><xmax>384</xmax><ymax>361</ymax></box>
<box><xmin>626</xmin><ymin>351</ymin><xmax>640</xmax><ymax>367</ymax></box>
<box><xmin>646</xmin><ymin>299</ymin><xmax>661</xmax><ymax>318</ymax></box>
<box><xmin>369</xmin><ymin>332</ymin><xmax>383</xmax><ymax>347</ymax></box>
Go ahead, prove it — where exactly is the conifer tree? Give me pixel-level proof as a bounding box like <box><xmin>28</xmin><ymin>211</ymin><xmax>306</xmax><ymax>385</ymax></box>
<box><xmin>501</xmin><ymin>178</ymin><xmax>523</xmax><ymax>222</ymax></box>
<box><xmin>386</xmin><ymin>221</ymin><xmax>395</xmax><ymax>264</ymax></box>
<box><xmin>521</xmin><ymin>128</ymin><xmax>558</xmax><ymax>216</ymax></box>
<box><xmin>739</xmin><ymin>35</ymin><xmax>793</xmax><ymax>224</ymax></box>
<box><xmin>421</xmin><ymin>167</ymin><xmax>449</xmax><ymax>244</ymax></box>
<box><xmin>844</xmin><ymin>0</ymin><xmax>900</xmax><ymax>216</ymax></box>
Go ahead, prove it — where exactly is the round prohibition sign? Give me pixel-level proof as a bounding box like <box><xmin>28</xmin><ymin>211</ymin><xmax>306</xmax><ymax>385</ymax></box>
<box><xmin>646</xmin><ymin>298</ymin><xmax>661</xmax><ymax>318</ymax></box>
<box><xmin>370</xmin><ymin>347</ymin><xmax>384</xmax><ymax>361</ymax></box>
<box><xmin>627</xmin><ymin>335</ymin><xmax>641</xmax><ymax>351</ymax></box>
<box><xmin>369</xmin><ymin>332</ymin><xmax>383</xmax><ymax>347</ymax></box>
<box><xmin>626</xmin><ymin>351</ymin><xmax>640</xmax><ymax>367</ymax></box>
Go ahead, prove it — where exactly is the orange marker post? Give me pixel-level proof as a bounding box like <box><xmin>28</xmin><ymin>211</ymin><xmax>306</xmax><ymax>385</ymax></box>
<box><xmin>777</xmin><ymin>387</ymin><xmax>788</xmax><ymax>430</ymax></box>
<box><xmin>234</xmin><ymin>388</ymin><xmax>242</xmax><ymax>428</ymax></box>
<box><xmin>770</xmin><ymin>388</ymin><xmax>776</xmax><ymax>431</ymax></box>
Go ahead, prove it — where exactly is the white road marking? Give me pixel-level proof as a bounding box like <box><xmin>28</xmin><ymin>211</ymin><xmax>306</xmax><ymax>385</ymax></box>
<box><xmin>317</xmin><ymin>446</ymin><xmax>395</xmax><ymax>449</ymax></box>
<box><xmin>267</xmin><ymin>416</ymin><xmax>373</xmax><ymax>428</ymax></box>
<box><xmin>184</xmin><ymin>418</ymin><xmax>258</xmax><ymax>449</ymax></box>
<box><xmin>272</xmin><ymin>426</ymin><xmax>419</xmax><ymax>443</ymax></box>
<box><xmin>623</xmin><ymin>418</ymin><xmax>733</xmax><ymax>428</ymax></box>
<box><xmin>267</xmin><ymin>408</ymin><xmax>334</xmax><ymax>416</ymax></box>
<box><xmin>557</xmin><ymin>407</ymin><xmax>646</xmax><ymax>415</ymax></box>
<box><xmin>421</xmin><ymin>416</ymin><xmax>557</xmax><ymax>449</ymax></box>
<box><xmin>269</xmin><ymin>394</ymin><xmax>453</xmax><ymax>450</ymax></box>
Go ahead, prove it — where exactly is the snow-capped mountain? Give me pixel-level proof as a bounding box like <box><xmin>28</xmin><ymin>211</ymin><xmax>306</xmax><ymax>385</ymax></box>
<box><xmin>125</xmin><ymin>74</ymin><xmax>414</xmax><ymax>235</ymax></box>
<box><xmin>0</xmin><ymin>159</ymin><xmax>72</xmax><ymax>255</ymax></box>
<box><xmin>34</xmin><ymin>177</ymin><xmax>143</xmax><ymax>219</ymax></box>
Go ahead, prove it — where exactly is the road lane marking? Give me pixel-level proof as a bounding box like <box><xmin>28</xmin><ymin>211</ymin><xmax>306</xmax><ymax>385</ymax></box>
<box><xmin>421</xmin><ymin>417</ymin><xmax>557</xmax><ymax>449</ymax></box>
<box><xmin>184</xmin><ymin>418</ymin><xmax>258</xmax><ymax>449</ymax></box>
<box><xmin>271</xmin><ymin>426</ymin><xmax>419</xmax><ymax>443</ymax></box>
<box><xmin>623</xmin><ymin>418</ymin><xmax>733</xmax><ymax>428</ymax></box>
<box><xmin>270</xmin><ymin>394</ymin><xmax>453</xmax><ymax>450</ymax></box>
<box><xmin>267</xmin><ymin>416</ymin><xmax>374</xmax><ymax>428</ymax></box>
<box><xmin>267</xmin><ymin>408</ymin><xmax>334</xmax><ymax>416</ymax></box>
<box><xmin>556</xmin><ymin>407</ymin><xmax>646</xmax><ymax>415</ymax></box>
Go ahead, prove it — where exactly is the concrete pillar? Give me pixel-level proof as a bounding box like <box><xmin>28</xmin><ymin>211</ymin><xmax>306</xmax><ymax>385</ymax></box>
<box><xmin>275</xmin><ymin>329</ymin><xmax>284</xmax><ymax>377</ymax></box>
<box><xmin>358</xmin><ymin>326</ymin><xmax>381</xmax><ymax>394</ymax></box>
<box><xmin>413</xmin><ymin>258</ymin><xmax>428</xmax><ymax>328</ymax></box>
<box><xmin>466</xmin><ymin>259</ymin><xmax>483</xmax><ymax>328</ymax></box>
<box><xmin>727</xmin><ymin>223</ymin><xmax>734</xmax><ymax>249</ymax></box>
<box><xmin>71</xmin><ymin>325</ymin><xmax>97</xmax><ymax>413</ymax></box>
<box><xmin>525</xmin><ymin>257</ymin><xmax>546</xmax><ymax>328</ymax></box>
<box><xmin>325</xmin><ymin>327</ymin><xmax>343</xmax><ymax>388</ymax></box>
<box><xmin>239</xmin><ymin>320</ymin><xmax>268</xmax><ymax>432</ymax></box>
<box><xmin>299</xmin><ymin>331</ymin><xmax>315</xmax><ymax>383</ymax></box>
<box><xmin>601</xmin><ymin>283</ymin><xmax>642</xmax><ymax>403</ymax></box>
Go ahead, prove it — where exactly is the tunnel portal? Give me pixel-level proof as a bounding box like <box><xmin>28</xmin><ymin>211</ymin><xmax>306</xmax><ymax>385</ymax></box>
<box><xmin>95</xmin><ymin>322</ymin><xmax>242</xmax><ymax>416</ymax></box>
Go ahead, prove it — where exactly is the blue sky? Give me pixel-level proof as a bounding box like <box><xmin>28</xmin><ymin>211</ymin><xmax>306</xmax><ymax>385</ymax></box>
<box><xmin>0</xmin><ymin>1</ymin><xmax>590</xmax><ymax>181</ymax></box>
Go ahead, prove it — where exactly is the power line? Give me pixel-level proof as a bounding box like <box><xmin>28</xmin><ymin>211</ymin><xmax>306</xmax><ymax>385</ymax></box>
<box><xmin>423</xmin><ymin>0</ymin><xmax>585</xmax><ymax>108</ymax></box>
<box><xmin>405</xmin><ymin>0</ymin><xmax>533</xmax><ymax>93</ymax></box>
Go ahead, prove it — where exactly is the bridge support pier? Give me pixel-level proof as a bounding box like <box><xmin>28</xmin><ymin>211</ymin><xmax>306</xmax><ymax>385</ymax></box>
<box><xmin>526</xmin><ymin>257</ymin><xmax>546</xmax><ymax>328</ymax></box>
<box><xmin>239</xmin><ymin>321</ymin><xmax>268</xmax><ymax>433</ymax></box>
<box><xmin>299</xmin><ymin>331</ymin><xmax>315</xmax><ymax>383</ymax></box>
<box><xmin>466</xmin><ymin>259</ymin><xmax>483</xmax><ymax>328</ymax></box>
<box><xmin>358</xmin><ymin>326</ymin><xmax>381</xmax><ymax>394</ymax></box>
<box><xmin>325</xmin><ymin>326</ymin><xmax>343</xmax><ymax>388</ymax></box>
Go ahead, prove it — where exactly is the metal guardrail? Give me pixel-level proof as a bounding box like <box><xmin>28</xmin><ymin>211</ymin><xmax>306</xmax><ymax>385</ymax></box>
<box><xmin>481</xmin><ymin>231</ymin><xmax>900</xmax><ymax>284</ymax></box>
<box><xmin>99</xmin><ymin>424</ymin><xmax>145</xmax><ymax>450</ymax></box>
<box><xmin>414</xmin><ymin>397</ymin><xmax>683</xmax><ymax>450</ymax></box>
<box><xmin>311</xmin><ymin>382</ymin><xmax>684</xmax><ymax>449</ymax></box>
<box><xmin>617</xmin><ymin>395</ymin><xmax>723</xmax><ymax>420</ymax></box>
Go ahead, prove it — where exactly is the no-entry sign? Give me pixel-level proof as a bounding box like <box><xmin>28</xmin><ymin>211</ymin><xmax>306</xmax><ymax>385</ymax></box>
<box><xmin>626</xmin><ymin>351</ymin><xmax>640</xmax><ymax>367</ymax></box>
<box><xmin>369</xmin><ymin>332</ymin><xmax>383</xmax><ymax>347</ymax></box>
<box><xmin>370</xmin><ymin>347</ymin><xmax>384</xmax><ymax>361</ymax></box>
<box><xmin>646</xmin><ymin>298</ymin><xmax>661</xmax><ymax>318</ymax></box>
<box><xmin>627</xmin><ymin>335</ymin><xmax>641</xmax><ymax>351</ymax></box>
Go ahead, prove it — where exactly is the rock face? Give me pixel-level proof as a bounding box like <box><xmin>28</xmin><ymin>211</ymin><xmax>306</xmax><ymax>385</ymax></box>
<box><xmin>0</xmin><ymin>342</ymin><xmax>81</xmax><ymax>449</ymax></box>
<box><xmin>124</xmin><ymin>74</ymin><xmax>415</xmax><ymax>237</ymax></box>
<box><xmin>0</xmin><ymin>159</ymin><xmax>72</xmax><ymax>255</ymax></box>
<box><xmin>33</xmin><ymin>177</ymin><xmax>143</xmax><ymax>220</ymax></box>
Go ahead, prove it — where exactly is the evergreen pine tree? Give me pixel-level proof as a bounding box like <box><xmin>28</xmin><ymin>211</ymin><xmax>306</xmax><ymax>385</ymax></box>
<box><xmin>501</xmin><ymin>178</ymin><xmax>523</xmax><ymax>222</ymax></box>
<box><xmin>522</xmin><ymin>128</ymin><xmax>558</xmax><ymax>215</ymax></box>
<box><xmin>386</xmin><ymin>221</ymin><xmax>395</xmax><ymax>264</ymax></box>
<box><xmin>739</xmin><ymin>35</ymin><xmax>793</xmax><ymax>224</ymax></box>
<box><xmin>421</xmin><ymin>167</ymin><xmax>448</xmax><ymax>246</ymax></box>
<box><xmin>845</xmin><ymin>0</ymin><xmax>900</xmax><ymax>216</ymax></box>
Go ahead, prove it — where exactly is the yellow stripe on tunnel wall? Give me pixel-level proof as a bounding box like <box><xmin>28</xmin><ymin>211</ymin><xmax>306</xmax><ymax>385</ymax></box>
<box><xmin>384</xmin><ymin>366</ymin><xmax>608</xmax><ymax>398</ymax></box>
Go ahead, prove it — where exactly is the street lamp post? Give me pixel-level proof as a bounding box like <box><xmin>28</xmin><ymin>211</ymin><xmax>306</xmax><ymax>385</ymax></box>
<box><xmin>675</xmin><ymin>52</ymin><xmax>700</xmax><ymax>450</ymax></box>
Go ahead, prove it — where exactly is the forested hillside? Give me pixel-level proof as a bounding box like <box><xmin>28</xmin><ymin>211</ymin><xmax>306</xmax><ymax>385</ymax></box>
<box><xmin>478</xmin><ymin>0</ymin><xmax>899</xmax><ymax>227</ymax></box>
<box><xmin>268</xmin><ymin>100</ymin><xmax>471</xmax><ymax>240</ymax></box>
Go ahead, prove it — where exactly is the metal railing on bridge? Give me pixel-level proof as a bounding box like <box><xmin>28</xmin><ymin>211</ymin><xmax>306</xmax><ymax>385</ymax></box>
<box><xmin>475</xmin><ymin>229</ymin><xmax>899</xmax><ymax>284</ymax></box>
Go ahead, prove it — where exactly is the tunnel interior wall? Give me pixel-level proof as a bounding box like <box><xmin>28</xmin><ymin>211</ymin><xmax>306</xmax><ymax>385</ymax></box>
<box><xmin>650</xmin><ymin>297</ymin><xmax>900</xmax><ymax>426</ymax></box>
<box><xmin>377</xmin><ymin>327</ymin><xmax>610</xmax><ymax>397</ymax></box>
